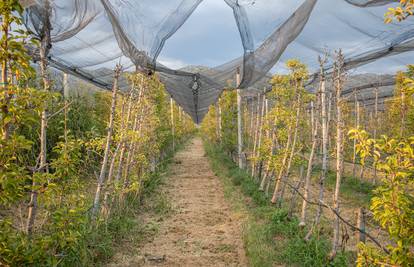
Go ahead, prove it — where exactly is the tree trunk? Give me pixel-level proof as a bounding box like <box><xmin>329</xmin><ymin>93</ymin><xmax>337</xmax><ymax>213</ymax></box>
<box><xmin>26</xmin><ymin>11</ymin><xmax>51</xmax><ymax>235</ymax></box>
<box><xmin>115</xmin><ymin>89</ymin><xmax>135</xmax><ymax>182</ymax></box>
<box><xmin>352</xmin><ymin>93</ymin><xmax>360</xmax><ymax>177</ymax></box>
<box><xmin>259</xmin><ymin>116</ymin><xmax>277</xmax><ymax>191</ymax></box>
<box><xmin>249</xmin><ymin>100</ymin><xmax>255</xmax><ymax>155</ymax></box>
<box><xmin>122</xmin><ymin>80</ymin><xmax>146</xmax><ymax>194</ymax></box>
<box><xmin>300</xmin><ymin>101</ymin><xmax>318</xmax><ymax>226</ymax></box>
<box><xmin>401</xmin><ymin>91</ymin><xmax>406</xmax><ymax>137</ymax></box>
<box><xmin>251</xmin><ymin>93</ymin><xmax>261</xmax><ymax>176</ymax></box>
<box><xmin>288</xmin><ymin>165</ymin><xmax>304</xmax><ymax>218</ymax></box>
<box><xmin>122</xmin><ymin>111</ymin><xmax>139</xmax><ymax>190</ymax></box>
<box><xmin>92</xmin><ymin>65</ymin><xmax>121</xmax><ymax>217</ymax></box>
<box><xmin>326</xmin><ymin>91</ymin><xmax>332</xmax><ymax>171</ymax></box>
<box><xmin>171</xmin><ymin>97</ymin><xmax>175</xmax><ymax>151</ymax></box>
<box><xmin>101</xmin><ymin>93</ymin><xmax>129</xmax><ymax>212</ymax></box>
<box><xmin>102</xmin><ymin>142</ymin><xmax>121</xmax><ymax>216</ymax></box>
<box><xmin>331</xmin><ymin>51</ymin><xmax>344</xmax><ymax>257</ymax></box>
<box><xmin>258</xmin><ymin>97</ymin><xmax>269</xmax><ymax>180</ymax></box>
<box><xmin>218</xmin><ymin>100</ymin><xmax>222</xmax><ymax>144</ymax></box>
<box><xmin>259</xmin><ymin>120</ymin><xmax>271</xmax><ymax>191</ymax></box>
<box><xmin>216</xmin><ymin>102</ymin><xmax>221</xmax><ymax>143</ymax></box>
<box><xmin>278</xmin><ymin>93</ymin><xmax>301</xmax><ymax>204</ymax></box>
<box><xmin>253</xmin><ymin>94</ymin><xmax>266</xmax><ymax>178</ymax></box>
<box><xmin>63</xmin><ymin>73</ymin><xmax>69</xmax><ymax>144</ymax></box>
<box><xmin>313</xmin><ymin>63</ymin><xmax>328</xmax><ymax>232</ymax></box>
<box><xmin>373</xmin><ymin>87</ymin><xmax>378</xmax><ymax>183</ymax></box>
<box><xmin>236</xmin><ymin>68</ymin><xmax>243</xmax><ymax>169</ymax></box>
<box><xmin>1</xmin><ymin>14</ymin><xmax>10</xmax><ymax>141</ymax></box>
<box><xmin>271</xmin><ymin>124</ymin><xmax>292</xmax><ymax>204</ymax></box>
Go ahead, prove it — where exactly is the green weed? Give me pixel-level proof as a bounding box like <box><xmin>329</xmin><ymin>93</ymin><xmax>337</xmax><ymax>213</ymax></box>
<box><xmin>204</xmin><ymin>142</ymin><xmax>351</xmax><ymax>267</ymax></box>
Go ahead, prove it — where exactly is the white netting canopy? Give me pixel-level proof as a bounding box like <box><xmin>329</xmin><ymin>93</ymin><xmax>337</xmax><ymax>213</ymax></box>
<box><xmin>21</xmin><ymin>0</ymin><xmax>413</xmax><ymax>123</ymax></box>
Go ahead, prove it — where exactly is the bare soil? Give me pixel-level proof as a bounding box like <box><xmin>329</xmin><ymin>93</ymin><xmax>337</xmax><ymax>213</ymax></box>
<box><xmin>107</xmin><ymin>138</ymin><xmax>247</xmax><ymax>267</ymax></box>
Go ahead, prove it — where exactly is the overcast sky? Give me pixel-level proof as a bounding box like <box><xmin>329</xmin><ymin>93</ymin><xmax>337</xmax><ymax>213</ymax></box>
<box><xmin>156</xmin><ymin>0</ymin><xmax>414</xmax><ymax>74</ymax></box>
<box><xmin>50</xmin><ymin>0</ymin><xmax>414</xmax><ymax>76</ymax></box>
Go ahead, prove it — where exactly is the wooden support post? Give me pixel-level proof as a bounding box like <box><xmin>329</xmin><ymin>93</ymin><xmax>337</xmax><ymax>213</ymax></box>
<box><xmin>27</xmin><ymin>7</ymin><xmax>51</xmax><ymax>234</ymax></box>
<box><xmin>314</xmin><ymin>56</ymin><xmax>328</xmax><ymax>228</ymax></box>
<box><xmin>300</xmin><ymin>101</ymin><xmax>318</xmax><ymax>226</ymax></box>
<box><xmin>92</xmin><ymin>65</ymin><xmax>121</xmax><ymax>217</ymax></box>
<box><xmin>373</xmin><ymin>87</ymin><xmax>378</xmax><ymax>183</ymax></box>
<box><xmin>115</xmin><ymin>88</ymin><xmax>135</xmax><ymax>182</ymax></box>
<box><xmin>259</xmin><ymin>96</ymin><xmax>268</xmax><ymax>179</ymax></box>
<box><xmin>352</xmin><ymin>94</ymin><xmax>360</xmax><ymax>178</ymax></box>
<box><xmin>357</xmin><ymin>207</ymin><xmax>366</xmax><ymax>243</ymax></box>
<box><xmin>63</xmin><ymin>73</ymin><xmax>69</xmax><ymax>98</ymax></box>
<box><xmin>63</xmin><ymin>73</ymin><xmax>69</xmax><ymax>144</ymax></box>
<box><xmin>251</xmin><ymin>93</ymin><xmax>261</xmax><ymax>176</ymax></box>
<box><xmin>359</xmin><ymin>103</ymin><xmax>366</xmax><ymax>181</ymax></box>
<box><xmin>278</xmin><ymin>92</ymin><xmax>301</xmax><ymax>205</ymax></box>
<box><xmin>271</xmin><ymin>124</ymin><xmax>292</xmax><ymax>204</ymax></box>
<box><xmin>249</xmin><ymin>100</ymin><xmax>255</xmax><ymax>154</ymax></box>
<box><xmin>288</xmin><ymin>165</ymin><xmax>304</xmax><ymax>218</ymax></box>
<box><xmin>1</xmin><ymin>10</ymin><xmax>10</xmax><ymax>141</ymax></box>
<box><xmin>332</xmin><ymin>51</ymin><xmax>345</xmax><ymax>256</ymax></box>
<box><xmin>327</xmin><ymin>90</ymin><xmax>332</xmax><ymax>171</ymax></box>
<box><xmin>236</xmin><ymin>68</ymin><xmax>244</xmax><ymax>169</ymax></box>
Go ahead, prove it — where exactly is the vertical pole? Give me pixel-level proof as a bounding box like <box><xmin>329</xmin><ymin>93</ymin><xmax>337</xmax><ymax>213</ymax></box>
<box><xmin>251</xmin><ymin>93</ymin><xmax>261</xmax><ymax>176</ymax></box>
<box><xmin>358</xmin><ymin>102</ymin><xmax>365</xmax><ymax>180</ymax></box>
<box><xmin>63</xmin><ymin>73</ymin><xmax>69</xmax><ymax>144</ymax></box>
<box><xmin>27</xmin><ymin>4</ymin><xmax>51</xmax><ymax>234</ymax></box>
<box><xmin>170</xmin><ymin>97</ymin><xmax>175</xmax><ymax>152</ymax></box>
<box><xmin>401</xmin><ymin>90</ymin><xmax>406</xmax><ymax>137</ymax></box>
<box><xmin>300</xmin><ymin>101</ymin><xmax>318</xmax><ymax>226</ymax></box>
<box><xmin>218</xmin><ymin>100</ymin><xmax>222</xmax><ymax>143</ymax></box>
<box><xmin>92</xmin><ymin>65</ymin><xmax>121</xmax><ymax>217</ymax></box>
<box><xmin>357</xmin><ymin>208</ymin><xmax>366</xmax><ymax>243</ymax></box>
<box><xmin>373</xmin><ymin>87</ymin><xmax>378</xmax><ymax>183</ymax></box>
<box><xmin>249</xmin><ymin>100</ymin><xmax>254</xmax><ymax>153</ymax></box>
<box><xmin>1</xmin><ymin>12</ymin><xmax>10</xmax><ymax>141</ymax></box>
<box><xmin>258</xmin><ymin>96</ymin><xmax>269</xmax><ymax>180</ymax></box>
<box><xmin>236</xmin><ymin>68</ymin><xmax>243</xmax><ymax>169</ymax></box>
<box><xmin>63</xmin><ymin>73</ymin><xmax>69</xmax><ymax>98</ymax></box>
<box><xmin>316</xmin><ymin>60</ymin><xmax>327</xmax><ymax>226</ymax></box>
<box><xmin>327</xmin><ymin>91</ymin><xmax>332</xmax><ymax>171</ymax></box>
<box><xmin>288</xmin><ymin>165</ymin><xmax>304</xmax><ymax>218</ymax></box>
<box><xmin>332</xmin><ymin>51</ymin><xmax>344</xmax><ymax>256</ymax></box>
<box><xmin>215</xmin><ymin>102</ymin><xmax>220</xmax><ymax>142</ymax></box>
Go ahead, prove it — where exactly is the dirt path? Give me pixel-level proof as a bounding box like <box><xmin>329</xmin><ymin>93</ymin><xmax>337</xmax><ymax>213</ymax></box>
<box><xmin>108</xmin><ymin>137</ymin><xmax>247</xmax><ymax>267</ymax></box>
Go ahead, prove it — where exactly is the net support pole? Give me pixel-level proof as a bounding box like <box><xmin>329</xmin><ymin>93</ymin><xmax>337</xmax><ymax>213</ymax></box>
<box><xmin>63</xmin><ymin>73</ymin><xmax>69</xmax><ymax>98</ymax></box>
<box><xmin>373</xmin><ymin>87</ymin><xmax>378</xmax><ymax>183</ymax></box>
<box><xmin>352</xmin><ymin>92</ymin><xmax>359</xmax><ymax>177</ymax></box>
<box><xmin>357</xmin><ymin>207</ymin><xmax>366</xmax><ymax>243</ymax></box>
<box><xmin>63</xmin><ymin>73</ymin><xmax>69</xmax><ymax>144</ymax></box>
<box><xmin>236</xmin><ymin>68</ymin><xmax>244</xmax><ymax>169</ymax></box>
<box><xmin>92</xmin><ymin>64</ymin><xmax>121</xmax><ymax>218</ymax></box>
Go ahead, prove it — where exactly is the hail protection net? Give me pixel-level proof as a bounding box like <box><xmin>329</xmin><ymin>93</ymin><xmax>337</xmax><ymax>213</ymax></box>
<box><xmin>20</xmin><ymin>0</ymin><xmax>414</xmax><ymax>123</ymax></box>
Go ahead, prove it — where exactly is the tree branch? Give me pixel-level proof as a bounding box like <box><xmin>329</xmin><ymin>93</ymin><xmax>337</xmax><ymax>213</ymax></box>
<box><xmin>281</xmin><ymin>179</ymin><xmax>390</xmax><ymax>254</ymax></box>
